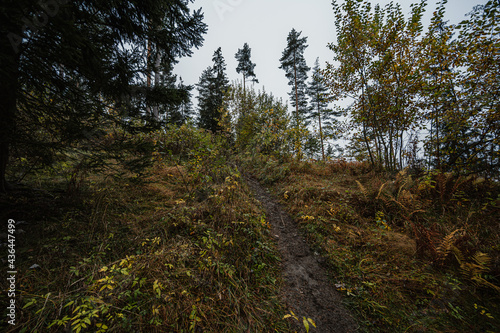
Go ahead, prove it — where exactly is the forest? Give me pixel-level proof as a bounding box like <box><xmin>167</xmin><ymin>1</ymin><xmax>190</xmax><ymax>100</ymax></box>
<box><xmin>1</xmin><ymin>0</ymin><xmax>499</xmax><ymax>332</ymax></box>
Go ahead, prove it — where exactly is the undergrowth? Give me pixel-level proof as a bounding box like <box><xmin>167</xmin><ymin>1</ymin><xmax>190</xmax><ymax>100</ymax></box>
<box><xmin>240</xmin><ymin>153</ymin><xmax>500</xmax><ymax>333</ymax></box>
<box><xmin>3</xmin><ymin>124</ymin><xmax>499</xmax><ymax>332</ymax></box>
<box><xmin>0</xmin><ymin>126</ymin><xmax>289</xmax><ymax>332</ymax></box>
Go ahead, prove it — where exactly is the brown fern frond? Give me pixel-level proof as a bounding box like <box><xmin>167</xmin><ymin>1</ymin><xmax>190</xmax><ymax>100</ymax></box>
<box><xmin>398</xmin><ymin>189</ymin><xmax>414</xmax><ymax>207</ymax></box>
<box><xmin>456</xmin><ymin>251</ymin><xmax>500</xmax><ymax>293</ymax></box>
<box><xmin>412</xmin><ymin>222</ymin><xmax>441</xmax><ymax>259</ymax></box>
<box><xmin>471</xmin><ymin>252</ymin><xmax>492</xmax><ymax>268</ymax></box>
<box><xmin>408</xmin><ymin>209</ymin><xmax>426</xmax><ymax>217</ymax></box>
<box><xmin>436</xmin><ymin>172</ymin><xmax>447</xmax><ymax>203</ymax></box>
<box><xmin>355</xmin><ymin>180</ymin><xmax>368</xmax><ymax>200</ymax></box>
<box><xmin>450</xmin><ymin>175</ymin><xmax>465</xmax><ymax>196</ymax></box>
<box><xmin>470</xmin><ymin>276</ymin><xmax>500</xmax><ymax>294</ymax></box>
<box><xmin>376</xmin><ymin>182</ymin><xmax>387</xmax><ymax>200</ymax></box>
<box><xmin>460</xmin><ymin>262</ymin><xmax>486</xmax><ymax>279</ymax></box>
<box><xmin>397</xmin><ymin>167</ymin><xmax>409</xmax><ymax>182</ymax></box>
<box><xmin>437</xmin><ymin>229</ymin><xmax>466</xmax><ymax>263</ymax></box>
<box><xmin>395</xmin><ymin>168</ymin><xmax>410</xmax><ymax>196</ymax></box>
<box><xmin>390</xmin><ymin>197</ymin><xmax>407</xmax><ymax>211</ymax></box>
<box><xmin>451</xmin><ymin>245</ymin><xmax>465</xmax><ymax>265</ymax></box>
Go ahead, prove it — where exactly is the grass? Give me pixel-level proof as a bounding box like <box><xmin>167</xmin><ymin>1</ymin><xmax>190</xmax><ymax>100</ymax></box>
<box><xmin>2</xmin><ymin>126</ymin><xmax>499</xmax><ymax>332</ymax></box>
<box><xmin>0</xmin><ymin>128</ymin><xmax>290</xmax><ymax>332</ymax></box>
<box><xmin>240</xmin><ymin>153</ymin><xmax>500</xmax><ymax>333</ymax></box>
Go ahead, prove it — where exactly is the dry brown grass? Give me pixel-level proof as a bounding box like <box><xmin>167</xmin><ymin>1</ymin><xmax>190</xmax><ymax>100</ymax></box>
<box><xmin>242</xmin><ymin>154</ymin><xmax>500</xmax><ymax>332</ymax></box>
<box><xmin>3</xmin><ymin>150</ymin><xmax>289</xmax><ymax>333</ymax></box>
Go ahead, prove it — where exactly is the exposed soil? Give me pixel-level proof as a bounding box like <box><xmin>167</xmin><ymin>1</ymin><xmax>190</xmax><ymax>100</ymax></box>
<box><xmin>244</xmin><ymin>175</ymin><xmax>358</xmax><ymax>333</ymax></box>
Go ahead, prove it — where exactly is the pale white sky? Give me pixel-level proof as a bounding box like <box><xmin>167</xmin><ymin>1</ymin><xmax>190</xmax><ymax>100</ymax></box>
<box><xmin>174</xmin><ymin>0</ymin><xmax>486</xmax><ymax>109</ymax></box>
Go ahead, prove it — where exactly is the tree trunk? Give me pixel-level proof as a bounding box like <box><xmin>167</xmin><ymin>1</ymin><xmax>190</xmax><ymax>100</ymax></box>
<box><xmin>360</xmin><ymin>86</ymin><xmax>375</xmax><ymax>166</ymax></box>
<box><xmin>293</xmin><ymin>50</ymin><xmax>302</xmax><ymax>160</ymax></box>
<box><xmin>293</xmin><ymin>51</ymin><xmax>299</xmax><ymax>126</ymax></box>
<box><xmin>243</xmin><ymin>73</ymin><xmax>246</xmax><ymax>97</ymax></box>
<box><xmin>318</xmin><ymin>105</ymin><xmax>325</xmax><ymax>161</ymax></box>
<box><xmin>146</xmin><ymin>36</ymin><xmax>152</xmax><ymax>118</ymax></box>
<box><xmin>152</xmin><ymin>51</ymin><xmax>161</xmax><ymax>121</ymax></box>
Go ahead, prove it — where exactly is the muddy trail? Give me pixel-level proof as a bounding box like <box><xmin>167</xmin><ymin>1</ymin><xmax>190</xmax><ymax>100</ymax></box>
<box><xmin>244</xmin><ymin>175</ymin><xmax>358</xmax><ymax>333</ymax></box>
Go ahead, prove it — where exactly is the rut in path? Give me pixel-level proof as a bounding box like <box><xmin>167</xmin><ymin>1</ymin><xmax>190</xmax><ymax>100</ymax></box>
<box><xmin>245</xmin><ymin>175</ymin><xmax>358</xmax><ymax>333</ymax></box>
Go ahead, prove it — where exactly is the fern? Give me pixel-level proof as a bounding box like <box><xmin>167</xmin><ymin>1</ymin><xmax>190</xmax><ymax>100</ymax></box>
<box><xmin>459</xmin><ymin>252</ymin><xmax>490</xmax><ymax>280</ymax></box>
<box><xmin>356</xmin><ymin>180</ymin><xmax>368</xmax><ymax>200</ymax></box>
<box><xmin>412</xmin><ymin>223</ymin><xmax>440</xmax><ymax>259</ymax></box>
<box><xmin>375</xmin><ymin>182</ymin><xmax>387</xmax><ymax>201</ymax></box>
<box><xmin>462</xmin><ymin>252</ymin><xmax>500</xmax><ymax>293</ymax></box>
<box><xmin>471</xmin><ymin>252</ymin><xmax>491</xmax><ymax>268</ymax></box>
<box><xmin>451</xmin><ymin>245</ymin><xmax>466</xmax><ymax>266</ymax></box>
<box><xmin>436</xmin><ymin>229</ymin><xmax>466</xmax><ymax>263</ymax></box>
<box><xmin>452</xmin><ymin>248</ymin><xmax>500</xmax><ymax>294</ymax></box>
<box><xmin>395</xmin><ymin>168</ymin><xmax>411</xmax><ymax>199</ymax></box>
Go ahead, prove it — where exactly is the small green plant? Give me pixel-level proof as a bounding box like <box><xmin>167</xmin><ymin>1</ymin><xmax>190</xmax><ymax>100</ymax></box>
<box><xmin>284</xmin><ymin>311</ymin><xmax>317</xmax><ymax>332</ymax></box>
<box><xmin>374</xmin><ymin>211</ymin><xmax>391</xmax><ymax>231</ymax></box>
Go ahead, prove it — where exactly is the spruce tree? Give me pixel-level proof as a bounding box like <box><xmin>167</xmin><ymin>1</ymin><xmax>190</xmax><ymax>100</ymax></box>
<box><xmin>171</xmin><ymin>78</ymin><xmax>195</xmax><ymax>126</ymax></box>
<box><xmin>212</xmin><ymin>47</ymin><xmax>230</xmax><ymax>110</ymax></box>
<box><xmin>161</xmin><ymin>77</ymin><xmax>194</xmax><ymax>126</ymax></box>
<box><xmin>197</xmin><ymin>48</ymin><xmax>229</xmax><ymax>132</ymax></box>
<box><xmin>279</xmin><ymin>28</ymin><xmax>310</xmax><ymax>159</ymax></box>
<box><xmin>279</xmin><ymin>28</ymin><xmax>310</xmax><ymax>125</ymax></box>
<box><xmin>307</xmin><ymin>58</ymin><xmax>339</xmax><ymax>161</ymax></box>
<box><xmin>235</xmin><ymin>43</ymin><xmax>258</xmax><ymax>95</ymax></box>
<box><xmin>0</xmin><ymin>0</ymin><xmax>207</xmax><ymax>193</ymax></box>
<box><xmin>146</xmin><ymin>1</ymin><xmax>207</xmax><ymax>120</ymax></box>
<box><xmin>197</xmin><ymin>67</ymin><xmax>216</xmax><ymax>131</ymax></box>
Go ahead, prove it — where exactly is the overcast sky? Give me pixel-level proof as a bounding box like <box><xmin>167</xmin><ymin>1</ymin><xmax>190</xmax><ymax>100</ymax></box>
<box><xmin>174</xmin><ymin>0</ymin><xmax>487</xmax><ymax>109</ymax></box>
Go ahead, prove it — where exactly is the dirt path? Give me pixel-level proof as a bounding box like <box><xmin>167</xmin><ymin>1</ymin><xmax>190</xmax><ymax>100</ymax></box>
<box><xmin>244</xmin><ymin>175</ymin><xmax>358</xmax><ymax>333</ymax></box>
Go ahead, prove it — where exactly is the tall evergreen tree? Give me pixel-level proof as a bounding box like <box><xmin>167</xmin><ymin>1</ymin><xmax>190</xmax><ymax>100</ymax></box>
<box><xmin>161</xmin><ymin>77</ymin><xmax>194</xmax><ymax>126</ymax></box>
<box><xmin>197</xmin><ymin>48</ymin><xmax>230</xmax><ymax>132</ymax></box>
<box><xmin>307</xmin><ymin>58</ymin><xmax>339</xmax><ymax>161</ymax></box>
<box><xmin>212</xmin><ymin>47</ymin><xmax>230</xmax><ymax>107</ymax></box>
<box><xmin>197</xmin><ymin>67</ymin><xmax>216</xmax><ymax>130</ymax></box>
<box><xmin>279</xmin><ymin>28</ymin><xmax>310</xmax><ymax>159</ymax></box>
<box><xmin>235</xmin><ymin>43</ymin><xmax>258</xmax><ymax>95</ymax></box>
<box><xmin>146</xmin><ymin>2</ymin><xmax>207</xmax><ymax>120</ymax></box>
<box><xmin>173</xmin><ymin>78</ymin><xmax>195</xmax><ymax>126</ymax></box>
<box><xmin>0</xmin><ymin>0</ymin><xmax>207</xmax><ymax>193</ymax></box>
<box><xmin>279</xmin><ymin>28</ymin><xmax>310</xmax><ymax>125</ymax></box>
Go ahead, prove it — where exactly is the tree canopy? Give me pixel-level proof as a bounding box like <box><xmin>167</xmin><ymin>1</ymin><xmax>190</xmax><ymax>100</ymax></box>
<box><xmin>235</xmin><ymin>42</ymin><xmax>258</xmax><ymax>95</ymax></box>
<box><xmin>0</xmin><ymin>0</ymin><xmax>207</xmax><ymax>192</ymax></box>
<box><xmin>279</xmin><ymin>28</ymin><xmax>310</xmax><ymax>124</ymax></box>
<box><xmin>323</xmin><ymin>0</ymin><xmax>499</xmax><ymax>175</ymax></box>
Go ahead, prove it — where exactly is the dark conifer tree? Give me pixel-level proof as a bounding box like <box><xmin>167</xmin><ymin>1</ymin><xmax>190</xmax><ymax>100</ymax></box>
<box><xmin>154</xmin><ymin>73</ymin><xmax>194</xmax><ymax>126</ymax></box>
<box><xmin>235</xmin><ymin>43</ymin><xmax>258</xmax><ymax>95</ymax></box>
<box><xmin>307</xmin><ymin>58</ymin><xmax>339</xmax><ymax>160</ymax></box>
<box><xmin>197</xmin><ymin>48</ymin><xmax>229</xmax><ymax>132</ymax></box>
<box><xmin>166</xmin><ymin>78</ymin><xmax>194</xmax><ymax>126</ymax></box>
<box><xmin>197</xmin><ymin>67</ymin><xmax>216</xmax><ymax>130</ymax></box>
<box><xmin>146</xmin><ymin>1</ymin><xmax>206</xmax><ymax>120</ymax></box>
<box><xmin>279</xmin><ymin>29</ymin><xmax>310</xmax><ymax>125</ymax></box>
<box><xmin>212</xmin><ymin>47</ymin><xmax>230</xmax><ymax>109</ymax></box>
<box><xmin>0</xmin><ymin>0</ymin><xmax>207</xmax><ymax>192</ymax></box>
